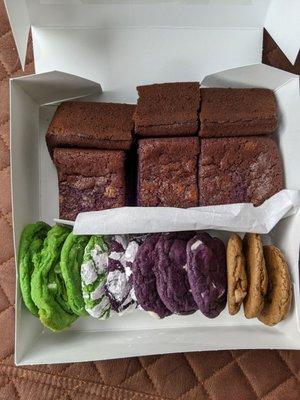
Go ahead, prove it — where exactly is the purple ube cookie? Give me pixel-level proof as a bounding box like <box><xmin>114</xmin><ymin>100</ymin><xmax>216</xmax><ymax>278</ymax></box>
<box><xmin>132</xmin><ymin>234</ymin><xmax>171</xmax><ymax>318</ymax></box>
<box><xmin>154</xmin><ymin>233</ymin><xmax>197</xmax><ymax>315</ymax></box>
<box><xmin>186</xmin><ymin>233</ymin><xmax>227</xmax><ymax>318</ymax></box>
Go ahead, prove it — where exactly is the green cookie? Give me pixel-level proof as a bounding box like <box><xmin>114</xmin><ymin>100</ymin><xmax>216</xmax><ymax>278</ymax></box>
<box><xmin>60</xmin><ymin>233</ymin><xmax>90</xmax><ymax>316</ymax></box>
<box><xmin>81</xmin><ymin>236</ymin><xmax>111</xmax><ymax>319</ymax></box>
<box><xmin>18</xmin><ymin>221</ymin><xmax>51</xmax><ymax>316</ymax></box>
<box><xmin>31</xmin><ymin>225</ymin><xmax>78</xmax><ymax>331</ymax></box>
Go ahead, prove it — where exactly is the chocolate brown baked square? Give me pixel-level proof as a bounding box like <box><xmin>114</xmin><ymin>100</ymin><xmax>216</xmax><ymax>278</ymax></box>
<box><xmin>199</xmin><ymin>88</ymin><xmax>278</xmax><ymax>137</ymax></box>
<box><xmin>53</xmin><ymin>148</ymin><xmax>126</xmax><ymax>220</ymax></box>
<box><xmin>47</xmin><ymin>101</ymin><xmax>135</xmax><ymax>155</ymax></box>
<box><xmin>199</xmin><ymin>136</ymin><xmax>283</xmax><ymax>206</ymax></box>
<box><xmin>134</xmin><ymin>82</ymin><xmax>201</xmax><ymax>137</ymax></box>
<box><xmin>138</xmin><ymin>137</ymin><xmax>199</xmax><ymax>207</ymax></box>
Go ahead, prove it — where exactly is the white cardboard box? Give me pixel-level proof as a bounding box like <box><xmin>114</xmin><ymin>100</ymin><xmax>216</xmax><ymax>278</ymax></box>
<box><xmin>5</xmin><ymin>0</ymin><xmax>300</xmax><ymax>365</ymax></box>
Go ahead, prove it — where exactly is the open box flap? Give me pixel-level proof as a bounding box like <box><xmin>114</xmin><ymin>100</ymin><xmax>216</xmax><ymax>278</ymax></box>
<box><xmin>10</xmin><ymin>70</ymin><xmax>101</xmax><ymax>246</ymax></box>
<box><xmin>10</xmin><ymin>71</ymin><xmax>101</xmax><ymax>105</ymax></box>
<box><xmin>4</xmin><ymin>0</ymin><xmax>30</xmax><ymax>70</ymax></box>
<box><xmin>10</xmin><ymin>70</ymin><xmax>101</xmax><ymax>364</ymax></box>
<box><xmin>202</xmin><ymin>63</ymin><xmax>298</xmax><ymax>90</ymax></box>
<box><xmin>5</xmin><ymin>0</ymin><xmax>299</xmax><ymax>68</ymax></box>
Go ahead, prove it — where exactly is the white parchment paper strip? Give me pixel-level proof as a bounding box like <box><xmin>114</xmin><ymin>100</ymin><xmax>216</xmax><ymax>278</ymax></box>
<box><xmin>71</xmin><ymin>190</ymin><xmax>300</xmax><ymax>235</ymax></box>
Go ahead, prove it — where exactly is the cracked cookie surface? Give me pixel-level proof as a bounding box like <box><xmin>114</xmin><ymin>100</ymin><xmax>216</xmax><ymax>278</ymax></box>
<box><xmin>243</xmin><ymin>233</ymin><xmax>268</xmax><ymax>319</ymax></box>
<box><xmin>258</xmin><ymin>245</ymin><xmax>292</xmax><ymax>326</ymax></box>
<box><xmin>226</xmin><ymin>233</ymin><xmax>247</xmax><ymax>315</ymax></box>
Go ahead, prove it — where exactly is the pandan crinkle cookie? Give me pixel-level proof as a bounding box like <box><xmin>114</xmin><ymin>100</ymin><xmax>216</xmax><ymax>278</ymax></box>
<box><xmin>18</xmin><ymin>221</ymin><xmax>51</xmax><ymax>316</ymax></box>
<box><xmin>81</xmin><ymin>235</ymin><xmax>111</xmax><ymax>319</ymax></box>
<box><xmin>60</xmin><ymin>233</ymin><xmax>90</xmax><ymax>316</ymax></box>
<box><xmin>31</xmin><ymin>225</ymin><xmax>78</xmax><ymax>331</ymax></box>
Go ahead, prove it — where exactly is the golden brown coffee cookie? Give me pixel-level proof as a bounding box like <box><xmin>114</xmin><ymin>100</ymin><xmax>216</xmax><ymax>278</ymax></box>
<box><xmin>258</xmin><ymin>245</ymin><xmax>292</xmax><ymax>326</ymax></box>
<box><xmin>227</xmin><ymin>233</ymin><xmax>247</xmax><ymax>315</ymax></box>
<box><xmin>243</xmin><ymin>233</ymin><xmax>268</xmax><ymax>318</ymax></box>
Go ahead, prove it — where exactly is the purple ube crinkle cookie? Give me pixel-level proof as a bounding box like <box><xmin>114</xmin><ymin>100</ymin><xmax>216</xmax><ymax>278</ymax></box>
<box><xmin>105</xmin><ymin>235</ymin><xmax>137</xmax><ymax>313</ymax></box>
<box><xmin>132</xmin><ymin>234</ymin><xmax>171</xmax><ymax>319</ymax></box>
<box><xmin>186</xmin><ymin>233</ymin><xmax>227</xmax><ymax>318</ymax></box>
<box><xmin>107</xmin><ymin>235</ymin><xmax>127</xmax><ymax>272</ymax></box>
<box><xmin>154</xmin><ymin>233</ymin><xmax>197</xmax><ymax>315</ymax></box>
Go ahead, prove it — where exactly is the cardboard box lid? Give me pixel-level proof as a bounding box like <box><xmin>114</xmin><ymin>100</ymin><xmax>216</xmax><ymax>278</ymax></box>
<box><xmin>4</xmin><ymin>0</ymin><xmax>300</xmax><ymax>69</ymax></box>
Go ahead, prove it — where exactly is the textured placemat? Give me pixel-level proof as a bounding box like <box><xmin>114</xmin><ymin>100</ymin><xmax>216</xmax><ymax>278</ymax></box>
<box><xmin>0</xmin><ymin>2</ymin><xmax>300</xmax><ymax>398</ymax></box>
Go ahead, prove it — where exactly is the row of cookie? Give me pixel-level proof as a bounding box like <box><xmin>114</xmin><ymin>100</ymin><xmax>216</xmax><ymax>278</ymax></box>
<box><xmin>227</xmin><ymin>233</ymin><xmax>292</xmax><ymax>326</ymax></box>
<box><xmin>18</xmin><ymin>222</ymin><xmax>291</xmax><ymax>331</ymax></box>
<box><xmin>19</xmin><ymin>223</ymin><xmax>139</xmax><ymax>331</ymax></box>
<box><xmin>18</xmin><ymin>224</ymin><xmax>226</xmax><ymax>330</ymax></box>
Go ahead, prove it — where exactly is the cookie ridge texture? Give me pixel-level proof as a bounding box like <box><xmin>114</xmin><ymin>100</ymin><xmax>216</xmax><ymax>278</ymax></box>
<box><xmin>243</xmin><ymin>233</ymin><xmax>268</xmax><ymax>319</ymax></box>
<box><xmin>258</xmin><ymin>245</ymin><xmax>292</xmax><ymax>326</ymax></box>
<box><xmin>227</xmin><ymin>233</ymin><xmax>247</xmax><ymax>315</ymax></box>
